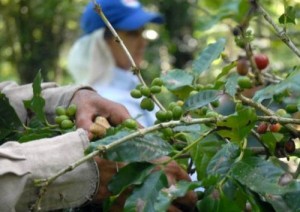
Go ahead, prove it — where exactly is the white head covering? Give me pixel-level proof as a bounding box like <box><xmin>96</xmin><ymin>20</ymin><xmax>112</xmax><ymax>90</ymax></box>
<box><xmin>67</xmin><ymin>29</ymin><xmax>115</xmax><ymax>86</ymax></box>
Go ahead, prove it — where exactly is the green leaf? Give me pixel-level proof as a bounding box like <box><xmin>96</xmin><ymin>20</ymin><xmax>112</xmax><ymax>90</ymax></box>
<box><xmin>108</xmin><ymin>162</ymin><xmax>155</xmax><ymax>195</ymax></box>
<box><xmin>207</xmin><ymin>143</ymin><xmax>240</xmax><ymax>176</ymax></box>
<box><xmin>124</xmin><ymin>171</ymin><xmax>168</xmax><ymax>212</ymax></box>
<box><xmin>189</xmin><ymin>134</ymin><xmax>224</xmax><ymax>180</ymax></box>
<box><xmin>23</xmin><ymin>71</ymin><xmax>47</xmax><ymax>123</ymax></box>
<box><xmin>0</xmin><ymin>93</ymin><xmax>23</xmax><ymax>143</ymax></box>
<box><xmin>217</xmin><ymin>107</ymin><xmax>257</xmax><ymax>142</ymax></box>
<box><xmin>253</xmin><ymin>68</ymin><xmax>300</xmax><ymax>103</ymax></box>
<box><xmin>216</xmin><ymin>62</ymin><xmax>236</xmax><ymax>80</ymax></box>
<box><xmin>155</xmin><ymin>181</ymin><xmax>202</xmax><ymax>211</ymax></box>
<box><xmin>261</xmin><ymin>132</ymin><xmax>284</xmax><ymax>155</ymax></box>
<box><xmin>192</xmin><ymin>38</ymin><xmax>226</xmax><ymax>75</ymax></box>
<box><xmin>197</xmin><ymin>192</ymin><xmax>241</xmax><ymax>212</ymax></box>
<box><xmin>86</xmin><ymin>130</ymin><xmax>172</xmax><ymax>162</ymax></box>
<box><xmin>231</xmin><ymin>156</ymin><xmax>300</xmax><ymax>195</ymax></box>
<box><xmin>207</xmin><ymin>143</ymin><xmax>240</xmax><ymax>177</ymax></box>
<box><xmin>183</xmin><ymin>90</ymin><xmax>221</xmax><ymax>112</ymax></box>
<box><xmin>160</xmin><ymin>69</ymin><xmax>194</xmax><ymax>99</ymax></box>
<box><xmin>278</xmin><ymin>6</ymin><xmax>296</xmax><ymax>25</ymax></box>
<box><xmin>224</xmin><ymin>72</ymin><xmax>239</xmax><ymax>97</ymax></box>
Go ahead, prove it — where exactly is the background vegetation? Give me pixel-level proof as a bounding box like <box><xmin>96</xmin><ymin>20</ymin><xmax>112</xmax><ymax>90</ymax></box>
<box><xmin>1</xmin><ymin>0</ymin><xmax>298</xmax><ymax>85</ymax></box>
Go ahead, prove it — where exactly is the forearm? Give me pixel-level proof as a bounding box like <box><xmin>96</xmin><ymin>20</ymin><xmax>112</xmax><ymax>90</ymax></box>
<box><xmin>0</xmin><ymin>81</ymin><xmax>92</xmax><ymax>123</ymax></box>
<box><xmin>0</xmin><ymin>129</ymin><xmax>98</xmax><ymax>211</ymax></box>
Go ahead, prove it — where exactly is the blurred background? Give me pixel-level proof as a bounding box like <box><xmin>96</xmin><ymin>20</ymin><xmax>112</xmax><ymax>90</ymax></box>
<box><xmin>0</xmin><ymin>0</ymin><xmax>299</xmax><ymax>85</ymax></box>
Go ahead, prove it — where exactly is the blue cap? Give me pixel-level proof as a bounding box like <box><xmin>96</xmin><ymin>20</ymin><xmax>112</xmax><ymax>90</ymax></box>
<box><xmin>81</xmin><ymin>0</ymin><xmax>164</xmax><ymax>34</ymax></box>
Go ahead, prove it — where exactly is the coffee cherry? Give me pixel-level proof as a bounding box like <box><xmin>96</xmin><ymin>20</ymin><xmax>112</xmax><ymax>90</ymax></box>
<box><xmin>257</xmin><ymin>122</ymin><xmax>268</xmax><ymax>134</ymax></box>
<box><xmin>140</xmin><ymin>86</ymin><xmax>151</xmax><ymax>97</ymax></box>
<box><xmin>285</xmin><ymin>104</ymin><xmax>298</xmax><ymax>114</ymax></box>
<box><xmin>123</xmin><ymin>118</ymin><xmax>138</xmax><ymax>129</ymax></box>
<box><xmin>130</xmin><ymin>89</ymin><xmax>142</xmax><ymax>99</ymax></box>
<box><xmin>156</xmin><ymin>110</ymin><xmax>168</xmax><ymax>122</ymax></box>
<box><xmin>168</xmin><ymin>102</ymin><xmax>177</xmax><ymax>111</ymax></box>
<box><xmin>55</xmin><ymin>115</ymin><xmax>69</xmax><ymax>124</ymax></box>
<box><xmin>150</xmin><ymin>85</ymin><xmax>162</xmax><ymax>94</ymax></box>
<box><xmin>269</xmin><ymin>123</ymin><xmax>281</xmax><ymax>132</ymax></box>
<box><xmin>254</xmin><ymin>54</ymin><xmax>269</xmax><ymax>70</ymax></box>
<box><xmin>172</xmin><ymin>106</ymin><xmax>183</xmax><ymax>120</ymax></box>
<box><xmin>55</xmin><ymin>106</ymin><xmax>66</xmax><ymax>116</ymax></box>
<box><xmin>151</xmin><ymin>78</ymin><xmax>164</xmax><ymax>86</ymax></box>
<box><xmin>165</xmin><ymin>110</ymin><xmax>173</xmax><ymax>121</ymax></box>
<box><xmin>284</xmin><ymin>139</ymin><xmax>296</xmax><ymax>154</ymax></box>
<box><xmin>60</xmin><ymin>119</ymin><xmax>74</xmax><ymax>129</ymax></box>
<box><xmin>236</xmin><ymin>58</ymin><xmax>249</xmax><ymax>76</ymax></box>
<box><xmin>66</xmin><ymin>104</ymin><xmax>77</xmax><ymax>117</ymax></box>
<box><xmin>140</xmin><ymin>98</ymin><xmax>154</xmax><ymax>111</ymax></box>
<box><xmin>238</xmin><ymin>76</ymin><xmax>252</xmax><ymax>89</ymax></box>
<box><xmin>189</xmin><ymin>90</ymin><xmax>198</xmax><ymax>97</ymax></box>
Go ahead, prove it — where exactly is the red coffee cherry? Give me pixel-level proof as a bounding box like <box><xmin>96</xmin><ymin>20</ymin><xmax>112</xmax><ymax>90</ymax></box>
<box><xmin>254</xmin><ymin>54</ymin><xmax>269</xmax><ymax>70</ymax></box>
<box><xmin>257</xmin><ymin>122</ymin><xmax>268</xmax><ymax>134</ymax></box>
<box><xmin>269</xmin><ymin>123</ymin><xmax>281</xmax><ymax>132</ymax></box>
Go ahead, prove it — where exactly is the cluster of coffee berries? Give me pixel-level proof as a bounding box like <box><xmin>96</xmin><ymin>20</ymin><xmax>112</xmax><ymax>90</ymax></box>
<box><xmin>256</xmin><ymin>122</ymin><xmax>282</xmax><ymax>134</ymax></box>
<box><xmin>236</xmin><ymin>54</ymin><xmax>269</xmax><ymax>89</ymax></box>
<box><xmin>155</xmin><ymin>101</ymin><xmax>183</xmax><ymax>123</ymax></box>
<box><xmin>130</xmin><ymin>78</ymin><xmax>164</xmax><ymax>111</ymax></box>
<box><xmin>54</xmin><ymin>104</ymin><xmax>77</xmax><ymax>129</ymax></box>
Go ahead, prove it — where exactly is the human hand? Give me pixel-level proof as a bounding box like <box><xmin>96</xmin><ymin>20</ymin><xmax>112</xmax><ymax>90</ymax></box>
<box><xmin>91</xmin><ymin>157</ymin><xmax>197</xmax><ymax>211</ymax></box>
<box><xmin>70</xmin><ymin>89</ymin><xmax>131</xmax><ymax>139</ymax></box>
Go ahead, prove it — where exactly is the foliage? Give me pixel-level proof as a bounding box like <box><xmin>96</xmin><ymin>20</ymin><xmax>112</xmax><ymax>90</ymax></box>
<box><xmin>2</xmin><ymin>0</ymin><xmax>300</xmax><ymax>211</ymax></box>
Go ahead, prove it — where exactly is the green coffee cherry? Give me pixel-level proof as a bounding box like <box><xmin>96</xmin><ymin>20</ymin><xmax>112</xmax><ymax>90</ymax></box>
<box><xmin>168</xmin><ymin>102</ymin><xmax>177</xmax><ymax>111</ymax></box>
<box><xmin>60</xmin><ymin>119</ymin><xmax>74</xmax><ymax>129</ymax></box>
<box><xmin>237</xmin><ymin>76</ymin><xmax>252</xmax><ymax>89</ymax></box>
<box><xmin>189</xmin><ymin>90</ymin><xmax>198</xmax><ymax>97</ymax></box>
<box><xmin>151</xmin><ymin>78</ymin><xmax>163</xmax><ymax>86</ymax></box>
<box><xmin>165</xmin><ymin>110</ymin><xmax>173</xmax><ymax>121</ymax></box>
<box><xmin>140</xmin><ymin>98</ymin><xmax>154</xmax><ymax>111</ymax></box>
<box><xmin>172</xmin><ymin>106</ymin><xmax>183</xmax><ymax>120</ymax></box>
<box><xmin>161</xmin><ymin>127</ymin><xmax>173</xmax><ymax>138</ymax></box>
<box><xmin>130</xmin><ymin>89</ymin><xmax>142</xmax><ymax>98</ymax></box>
<box><xmin>123</xmin><ymin>118</ymin><xmax>138</xmax><ymax>129</ymax></box>
<box><xmin>150</xmin><ymin>85</ymin><xmax>161</xmax><ymax>94</ymax></box>
<box><xmin>285</xmin><ymin>104</ymin><xmax>298</xmax><ymax>114</ymax></box>
<box><xmin>55</xmin><ymin>106</ymin><xmax>66</xmax><ymax>116</ymax></box>
<box><xmin>140</xmin><ymin>86</ymin><xmax>151</xmax><ymax>97</ymax></box>
<box><xmin>66</xmin><ymin>104</ymin><xmax>77</xmax><ymax>117</ymax></box>
<box><xmin>156</xmin><ymin>110</ymin><xmax>168</xmax><ymax>122</ymax></box>
<box><xmin>55</xmin><ymin>115</ymin><xmax>69</xmax><ymax>124</ymax></box>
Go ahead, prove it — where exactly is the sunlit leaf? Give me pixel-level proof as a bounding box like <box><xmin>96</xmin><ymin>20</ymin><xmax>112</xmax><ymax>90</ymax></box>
<box><xmin>278</xmin><ymin>6</ymin><xmax>296</xmax><ymax>25</ymax></box>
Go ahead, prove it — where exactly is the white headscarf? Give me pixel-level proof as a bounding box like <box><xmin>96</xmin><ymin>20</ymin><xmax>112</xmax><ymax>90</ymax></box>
<box><xmin>67</xmin><ymin>29</ymin><xmax>115</xmax><ymax>86</ymax></box>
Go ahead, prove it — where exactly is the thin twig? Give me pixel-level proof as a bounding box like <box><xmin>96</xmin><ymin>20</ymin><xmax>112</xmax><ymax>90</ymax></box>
<box><xmin>92</xmin><ymin>1</ymin><xmax>166</xmax><ymax>111</ymax></box>
<box><xmin>258</xmin><ymin>5</ymin><xmax>300</xmax><ymax>59</ymax></box>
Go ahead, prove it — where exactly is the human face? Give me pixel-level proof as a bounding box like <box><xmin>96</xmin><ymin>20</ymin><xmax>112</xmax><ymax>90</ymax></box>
<box><xmin>107</xmin><ymin>28</ymin><xmax>148</xmax><ymax>70</ymax></box>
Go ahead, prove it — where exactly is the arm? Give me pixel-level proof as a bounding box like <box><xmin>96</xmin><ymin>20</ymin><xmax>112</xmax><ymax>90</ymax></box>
<box><xmin>0</xmin><ymin>129</ymin><xmax>98</xmax><ymax>211</ymax></box>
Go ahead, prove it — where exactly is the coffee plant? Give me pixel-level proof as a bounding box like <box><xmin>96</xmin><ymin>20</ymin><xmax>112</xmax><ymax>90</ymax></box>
<box><xmin>2</xmin><ymin>0</ymin><xmax>300</xmax><ymax>211</ymax></box>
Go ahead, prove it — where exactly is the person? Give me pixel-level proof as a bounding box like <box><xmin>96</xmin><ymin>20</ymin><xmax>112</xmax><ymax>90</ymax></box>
<box><xmin>0</xmin><ymin>81</ymin><xmax>196</xmax><ymax>211</ymax></box>
<box><xmin>67</xmin><ymin>0</ymin><xmax>164</xmax><ymax>127</ymax></box>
